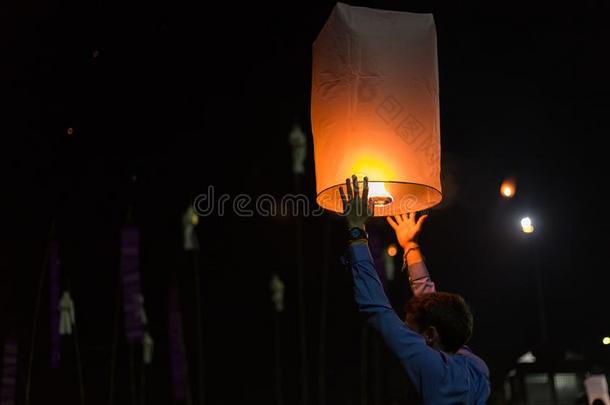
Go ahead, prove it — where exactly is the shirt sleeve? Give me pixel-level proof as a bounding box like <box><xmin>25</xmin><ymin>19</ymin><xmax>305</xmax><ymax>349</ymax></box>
<box><xmin>404</xmin><ymin>259</ymin><xmax>436</xmax><ymax>296</ymax></box>
<box><xmin>347</xmin><ymin>242</ymin><xmax>446</xmax><ymax>395</ymax></box>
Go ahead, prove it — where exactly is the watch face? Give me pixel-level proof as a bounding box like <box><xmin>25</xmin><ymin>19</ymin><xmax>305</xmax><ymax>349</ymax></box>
<box><xmin>350</xmin><ymin>228</ymin><xmax>365</xmax><ymax>239</ymax></box>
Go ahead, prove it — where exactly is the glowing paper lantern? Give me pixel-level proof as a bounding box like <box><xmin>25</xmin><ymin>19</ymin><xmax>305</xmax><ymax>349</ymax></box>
<box><xmin>500</xmin><ymin>177</ymin><xmax>516</xmax><ymax>198</ymax></box>
<box><xmin>311</xmin><ymin>3</ymin><xmax>442</xmax><ymax>215</ymax></box>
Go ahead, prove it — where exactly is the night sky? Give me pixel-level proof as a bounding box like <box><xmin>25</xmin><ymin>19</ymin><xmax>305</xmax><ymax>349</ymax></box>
<box><xmin>2</xmin><ymin>1</ymin><xmax>610</xmax><ymax>404</ymax></box>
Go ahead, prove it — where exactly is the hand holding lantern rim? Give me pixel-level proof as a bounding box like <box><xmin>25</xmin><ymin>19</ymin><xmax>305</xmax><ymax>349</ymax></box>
<box><xmin>339</xmin><ymin>175</ymin><xmax>374</xmax><ymax>230</ymax></box>
<box><xmin>387</xmin><ymin>212</ymin><xmax>428</xmax><ymax>250</ymax></box>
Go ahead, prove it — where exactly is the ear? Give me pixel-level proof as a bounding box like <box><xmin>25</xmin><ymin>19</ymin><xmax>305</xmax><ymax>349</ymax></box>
<box><xmin>423</xmin><ymin>326</ymin><xmax>441</xmax><ymax>347</ymax></box>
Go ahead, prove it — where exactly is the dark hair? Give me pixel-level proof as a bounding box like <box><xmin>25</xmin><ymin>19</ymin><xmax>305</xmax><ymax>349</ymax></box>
<box><xmin>405</xmin><ymin>292</ymin><xmax>473</xmax><ymax>353</ymax></box>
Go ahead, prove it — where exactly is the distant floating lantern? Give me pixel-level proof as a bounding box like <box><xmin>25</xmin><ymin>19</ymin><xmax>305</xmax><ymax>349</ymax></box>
<box><xmin>500</xmin><ymin>178</ymin><xmax>516</xmax><ymax>198</ymax></box>
<box><xmin>311</xmin><ymin>3</ymin><xmax>442</xmax><ymax>216</ymax></box>
<box><xmin>386</xmin><ymin>244</ymin><xmax>398</xmax><ymax>257</ymax></box>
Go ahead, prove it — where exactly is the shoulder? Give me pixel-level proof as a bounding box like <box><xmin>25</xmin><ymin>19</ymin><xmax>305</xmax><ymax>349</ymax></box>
<box><xmin>456</xmin><ymin>346</ymin><xmax>490</xmax><ymax>378</ymax></box>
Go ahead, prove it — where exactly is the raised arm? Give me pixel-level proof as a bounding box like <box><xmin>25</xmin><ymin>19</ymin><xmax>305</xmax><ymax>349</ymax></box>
<box><xmin>340</xmin><ymin>176</ymin><xmax>445</xmax><ymax>394</ymax></box>
<box><xmin>387</xmin><ymin>213</ymin><xmax>435</xmax><ymax>296</ymax></box>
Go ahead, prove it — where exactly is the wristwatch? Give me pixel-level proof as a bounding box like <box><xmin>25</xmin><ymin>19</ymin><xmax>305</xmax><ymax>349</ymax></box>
<box><xmin>348</xmin><ymin>227</ymin><xmax>368</xmax><ymax>242</ymax></box>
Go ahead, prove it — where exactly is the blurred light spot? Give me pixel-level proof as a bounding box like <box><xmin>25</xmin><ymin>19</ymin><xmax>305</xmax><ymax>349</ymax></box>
<box><xmin>603</xmin><ymin>337</ymin><xmax>610</xmax><ymax>345</ymax></box>
<box><xmin>500</xmin><ymin>178</ymin><xmax>516</xmax><ymax>198</ymax></box>
<box><xmin>522</xmin><ymin>225</ymin><xmax>535</xmax><ymax>234</ymax></box>
<box><xmin>521</xmin><ymin>217</ymin><xmax>535</xmax><ymax>233</ymax></box>
<box><xmin>386</xmin><ymin>244</ymin><xmax>397</xmax><ymax>257</ymax></box>
<box><xmin>518</xmin><ymin>351</ymin><xmax>536</xmax><ymax>363</ymax></box>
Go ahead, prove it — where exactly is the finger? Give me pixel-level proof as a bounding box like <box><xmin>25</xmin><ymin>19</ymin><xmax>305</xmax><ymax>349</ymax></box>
<box><xmin>352</xmin><ymin>175</ymin><xmax>360</xmax><ymax>201</ymax></box>
<box><xmin>395</xmin><ymin>214</ymin><xmax>403</xmax><ymax>224</ymax></box>
<box><xmin>362</xmin><ymin>176</ymin><xmax>369</xmax><ymax>205</ymax></box>
<box><xmin>409</xmin><ymin>212</ymin><xmax>416</xmax><ymax>225</ymax></box>
<box><xmin>387</xmin><ymin>216</ymin><xmax>399</xmax><ymax>230</ymax></box>
<box><xmin>369</xmin><ymin>201</ymin><xmax>375</xmax><ymax>217</ymax></box>
<box><xmin>345</xmin><ymin>178</ymin><xmax>353</xmax><ymax>201</ymax></box>
<box><xmin>339</xmin><ymin>186</ymin><xmax>348</xmax><ymax>213</ymax></box>
<box><xmin>416</xmin><ymin>214</ymin><xmax>428</xmax><ymax>229</ymax></box>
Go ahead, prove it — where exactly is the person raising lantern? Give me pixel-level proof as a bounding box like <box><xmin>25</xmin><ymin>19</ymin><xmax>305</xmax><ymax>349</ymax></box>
<box><xmin>340</xmin><ymin>175</ymin><xmax>490</xmax><ymax>404</ymax></box>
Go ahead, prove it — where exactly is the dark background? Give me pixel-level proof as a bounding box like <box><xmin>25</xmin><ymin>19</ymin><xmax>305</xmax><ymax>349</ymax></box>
<box><xmin>1</xmin><ymin>1</ymin><xmax>609</xmax><ymax>404</ymax></box>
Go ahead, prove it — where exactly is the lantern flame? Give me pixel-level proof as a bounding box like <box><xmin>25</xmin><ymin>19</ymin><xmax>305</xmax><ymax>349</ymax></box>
<box><xmin>368</xmin><ymin>182</ymin><xmax>394</xmax><ymax>207</ymax></box>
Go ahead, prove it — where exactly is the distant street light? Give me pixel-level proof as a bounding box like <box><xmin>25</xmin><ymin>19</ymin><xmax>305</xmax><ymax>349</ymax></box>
<box><xmin>521</xmin><ymin>217</ymin><xmax>535</xmax><ymax>234</ymax></box>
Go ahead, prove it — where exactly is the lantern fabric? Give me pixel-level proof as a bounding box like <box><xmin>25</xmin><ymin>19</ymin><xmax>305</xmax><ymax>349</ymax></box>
<box><xmin>311</xmin><ymin>3</ymin><xmax>442</xmax><ymax>215</ymax></box>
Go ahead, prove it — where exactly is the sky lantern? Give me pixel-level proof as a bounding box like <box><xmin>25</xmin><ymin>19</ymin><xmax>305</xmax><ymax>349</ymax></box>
<box><xmin>500</xmin><ymin>177</ymin><xmax>516</xmax><ymax>198</ymax></box>
<box><xmin>311</xmin><ymin>3</ymin><xmax>442</xmax><ymax>216</ymax></box>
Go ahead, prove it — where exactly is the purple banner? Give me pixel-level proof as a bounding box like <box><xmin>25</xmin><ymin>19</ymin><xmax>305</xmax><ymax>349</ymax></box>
<box><xmin>0</xmin><ymin>339</ymin><xmax>17</xmax><ymax>405</ymax></box>
<box><xmin>121</xmin><ymin>226</ymin><xmax>144</xmax><ymax>342</ymax></box>
<box><xmin>168</xmin><ymin>286</ymin><xmax>188</xmax><ymax>401</ymax></box>
<box><xmin>49</xmin><ymin>240</ymin><xmax>61</xmax><ymax>368</ymax></box>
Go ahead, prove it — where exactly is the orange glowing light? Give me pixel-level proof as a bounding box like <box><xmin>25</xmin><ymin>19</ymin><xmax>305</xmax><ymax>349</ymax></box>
<box><xmin>500</xmin><ymin>178</ymin><xmax>516</xmax><ymax>198</ymax></box>
<box><xmin>369</xmin><ymin>182</ymin><xmax>394</xmax><ymax>206</ymax></box>
<box><xmin>311</xmin><ymin>3</ymin><xmax>443</xmax><ymax>216</ymax></box>
<box><xmin>386</xmin><ymin>244</ymin><xmax>398</xmax><ymax>257</ymax></box>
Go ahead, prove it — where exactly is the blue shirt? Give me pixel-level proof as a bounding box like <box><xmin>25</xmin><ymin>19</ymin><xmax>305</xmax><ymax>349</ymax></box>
<box><xmin>346</xmin><ymin>241</ymin><xmax>490</xmax><ymax>404</ymax></box>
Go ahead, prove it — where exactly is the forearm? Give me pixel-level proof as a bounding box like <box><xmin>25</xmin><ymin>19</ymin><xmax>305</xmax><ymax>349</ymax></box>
<box><xmin>348</xmin><ymin>242</ymin><xmax>432</xmax><ymax>355</ymax></box>
<box><xmin>402</xmin><ymin>243</ymin><xmax>436</xmax><ymax>296</ymax></box>
<box><xmin>348</xmin><ymin>241</ymin><xmax>394</xmax><ymax>313</ymax></box>
<box><xmin>347</xmin><ymin>240</ymin><xmax>445</xmax><ymax>393</ymax></box>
